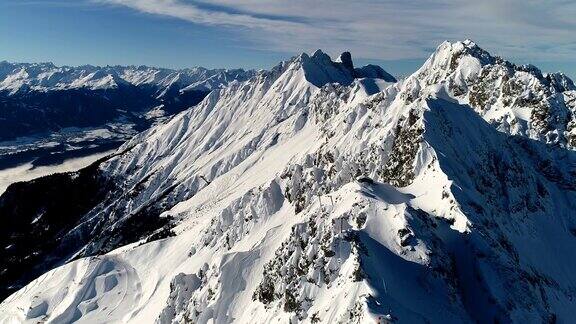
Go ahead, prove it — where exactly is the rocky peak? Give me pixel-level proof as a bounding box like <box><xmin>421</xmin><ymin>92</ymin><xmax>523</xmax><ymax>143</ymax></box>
<box><xmin>546</xmin><ymin>72</ymin><xmax>576</xmax><ymax>93</ymax></box>
<box><xmin>336</xmin><ymin>51</ymin><xmax>354</xmax><ymax>71</ymax></box>
<box><xmin>400</xmin><ymin>39</ymin><xmax>576</xmax><ymax>149</ymax></box>
<box><xmin>295</xmin><ymin>49</ymin><xmax>397</xmax><ymax>87</ymax></box>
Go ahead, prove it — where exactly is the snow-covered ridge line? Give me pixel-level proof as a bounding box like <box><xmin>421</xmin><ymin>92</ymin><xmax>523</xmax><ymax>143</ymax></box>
<box><xmin>0</xmin><ymin>48</ymin><xmax>397</xmax><ymax>304</ymax></box>
<box><xmin>1</xmin><ymin>41</ymin><xmax>576</xmax><ymax>324</ymax></box>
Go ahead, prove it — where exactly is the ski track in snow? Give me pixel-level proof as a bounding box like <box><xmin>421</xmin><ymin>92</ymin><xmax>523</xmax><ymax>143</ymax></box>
<box><xmin>2</xmin><ymin>255</ymin><xmax>143</xmax><ymax>323</ymax></box>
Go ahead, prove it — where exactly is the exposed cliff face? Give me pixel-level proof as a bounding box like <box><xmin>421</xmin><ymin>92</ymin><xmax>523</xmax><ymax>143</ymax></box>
<box><xmin>1</xmin><ymin>43</ymin><xmax>576</xmax><ymax>324</ymax></box>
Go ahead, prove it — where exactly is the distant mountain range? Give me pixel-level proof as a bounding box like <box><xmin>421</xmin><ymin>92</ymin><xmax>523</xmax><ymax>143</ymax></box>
<box><xmin>0</xmin><ymin>62</ymin><xmax>256</xmax><ymax>140</ymax></box>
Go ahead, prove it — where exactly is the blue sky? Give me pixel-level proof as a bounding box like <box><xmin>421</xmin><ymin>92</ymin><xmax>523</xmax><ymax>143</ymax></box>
<box><xmin>1</xmin><ymin>0</ymin><xmax>575</xmax><ymax>79</ymax></box>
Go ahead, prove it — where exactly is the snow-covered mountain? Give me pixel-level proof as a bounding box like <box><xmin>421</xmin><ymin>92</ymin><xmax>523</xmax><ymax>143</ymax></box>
<box><xmin>404</xmin><ymin>39</ymin><xmax>576</xmax><ymax>148</ymax></box>
<box><xmin>0</xmin><ymin>62</ymin><xmax>255</xmax><ymax>190</ymax></box>
<box><xmin>1</xmin><ymin>42</ymin><xmax>575</xmax><ymax>324</ymax></box>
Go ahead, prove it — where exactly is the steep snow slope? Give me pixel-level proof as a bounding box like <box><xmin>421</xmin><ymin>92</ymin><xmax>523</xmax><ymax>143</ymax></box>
<box><xmin>0</xmin><ymin>63</ymin><xmax>256</xmax><ymax>199</ymax></box>
<box><xmin>1</xmin><ymin>43</ymin><xmax>576</xmax><ymax>324</ymax></box>
<box><xmin>0</xmin><ymin>50</ymin><xmax>394</xmax><ymax>304</ymax></box>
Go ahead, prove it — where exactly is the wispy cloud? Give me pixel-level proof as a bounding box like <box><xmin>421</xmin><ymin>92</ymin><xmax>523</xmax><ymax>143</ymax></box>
<box><xmin>95</xmin><ymin>0</ymin><xmax>302</xmax><ymax>30</ymax></box>
<box><xmin>94</xmin><ymin>0</ymin><xmax>576</xmax><ymax>61</ymax></box>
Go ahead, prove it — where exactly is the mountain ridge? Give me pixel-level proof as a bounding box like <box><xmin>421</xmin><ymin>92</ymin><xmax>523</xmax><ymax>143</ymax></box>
<box><xmin>0</xmin><ymin>61</ymin><xmax>256</xmax><ymax>95</ymax></box>
<box><xmin>1</xmin><ymin>41</ymin><xmax>576</xmax><ymax>323</ymax></box>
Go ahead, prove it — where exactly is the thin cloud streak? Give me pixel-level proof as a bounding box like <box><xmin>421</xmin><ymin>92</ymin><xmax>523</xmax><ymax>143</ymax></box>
<box><xmin>95</xmin><ymin>0</ymin><xmax>304</xmax><ymax>30</ymax></box>
<box><xmin>94</xmin><ymin>0</ymin><xmax>576</xmax><ymax>61</ymax></box>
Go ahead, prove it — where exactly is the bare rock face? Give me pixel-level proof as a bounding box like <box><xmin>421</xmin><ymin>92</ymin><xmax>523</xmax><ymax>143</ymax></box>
<box><xmin>338</xmin><ymin>51</ymin><xmax>354</xmax><ymax>71</ymax></box>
